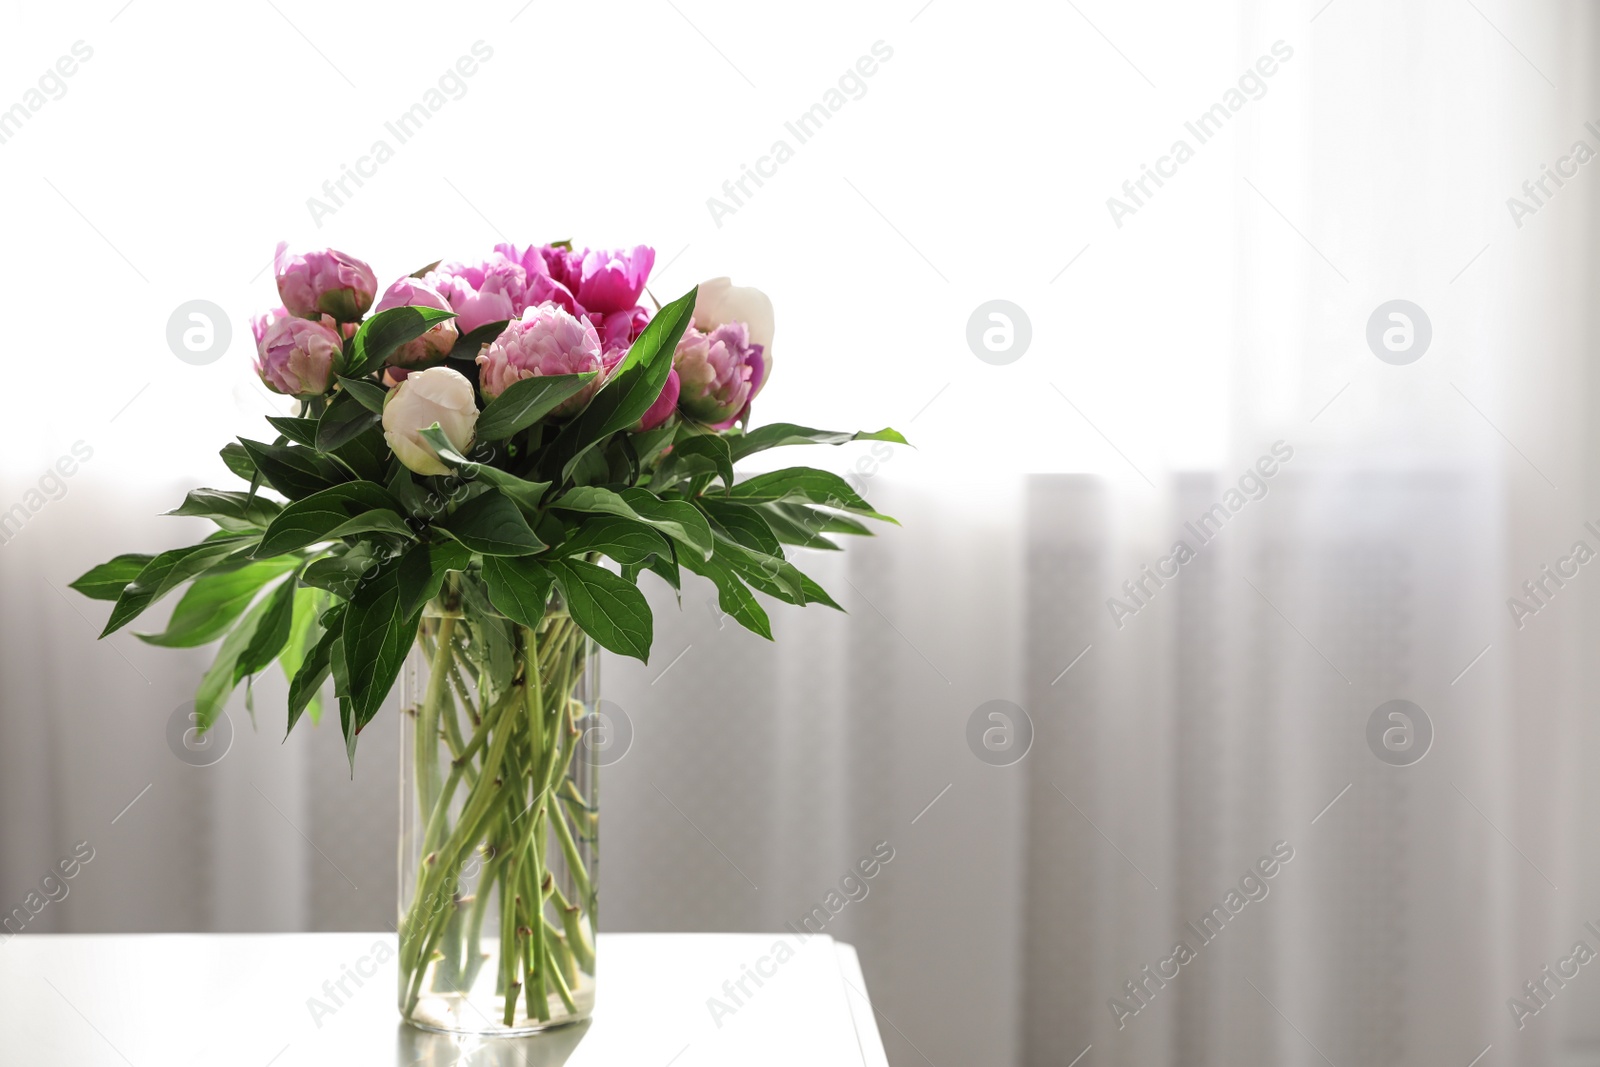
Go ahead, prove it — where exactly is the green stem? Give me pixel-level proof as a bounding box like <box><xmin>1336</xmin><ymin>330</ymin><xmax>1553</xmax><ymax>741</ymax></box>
<box><xmin>400</xmin><ymin>607</ymin><xmax>598</xmax><ymax>1028</ymax></box>
<box><xmin>414</xmin><ymin>617</ymin><xmax>458</xmax><ymax>820</ymax></box>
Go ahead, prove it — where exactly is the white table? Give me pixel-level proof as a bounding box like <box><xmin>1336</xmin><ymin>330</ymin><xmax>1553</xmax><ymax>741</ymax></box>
<box><xmin>1</xmin><ymin>932</ymin><xmax>889</xmax><ymax>1066</ymax></box>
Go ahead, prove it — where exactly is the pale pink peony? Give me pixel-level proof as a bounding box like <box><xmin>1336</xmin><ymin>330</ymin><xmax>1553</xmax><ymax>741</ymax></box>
<box><xmin>274</xmin><ymin>243</ymin><xmax>378</xmax><ymax>322</ymax></box>
<box><xmin>254</xmin><ymin>310</ymin><xmax>342</xmax><ymax>396</ymax></box>
<box><xmin>673</xmin><ymin>322</ymin><xmax>764</xmax><ymax>429</ymax></box>
<box><xmin>476</xmin><ymin>304</ymin><xmax>606</xmax><ymax>413</ymax></box>
<box><xmin>372</xmin><ymin>277</ymin><xmax>458</xmax><ymax>367</ymax></box>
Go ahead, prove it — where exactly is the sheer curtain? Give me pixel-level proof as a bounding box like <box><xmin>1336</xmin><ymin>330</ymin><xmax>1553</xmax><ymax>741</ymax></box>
<box><xmin>2</xmin><ymin>2</ymin><xmax>1597</xmax><ymax>1066</ymax></box>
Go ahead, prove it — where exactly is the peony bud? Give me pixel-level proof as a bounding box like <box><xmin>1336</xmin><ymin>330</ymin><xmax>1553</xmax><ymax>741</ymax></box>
<box><xmin>634</xmin><ymin>368</ymin><xmax>680</xmax><ymax>432</ymax></box>
<box><xmin>381</xmin><ymin>367</ymin><xmax>479</xmax><ymax>477</ymax></box>
<box><xmin>673</xmin><ymin>323</ymin><xmax>763</xmax><ymax>429</ymax></box>
<box><xmin>476</xmin><ymin>304</ymin><xmax>606</xmax><ymax>414</ymax></box>
<box><xmin>576</xmin><ymin>245</ymin><xmax>655</xmax><ymax>314</ymax></box>
<box><xmin>254</xmin><ymin>310</ymin><xmax>342</xmax><ymax>396</ymax></box>
<box><xmin>373</xmin><ymin>277</ymin><xmax>459</xmax><ymax>367</ymax></box>
<box><xmin>693</xmin><ymin>277</ymin><xmax>773</xmax><ymax>401</ymax></box>
<box><xmin>274</xmin><ymin>242</ymin><xmax>378</xmax><ymax>322</ymax></box>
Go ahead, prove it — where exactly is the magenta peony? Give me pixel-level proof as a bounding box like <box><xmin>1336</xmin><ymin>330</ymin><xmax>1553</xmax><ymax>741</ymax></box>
<box><xmin>274</xmin><ymin>243</ymin><xmax>378</xmax><ymax>322</ymax></box>
<box><xmin>373</xmin><ymin>277</ymin><xmax>459</xmax><ymax>367</ymax></box>
<box><xmin>634</xmin><ymin>368</ymin><xmax>681</xmax><ymax>432</ymax></box>
<box><xmin>476</xmin><ymin>304</ymin><xmax>606</xmax><ymax>412</ymax></box>
<box><xmin>253</xmin><ymin>310</ymin><xmax>342</xmax><ymax>396</ymax></box>
<box><xmin>576</xmin><ymin>245</ymin><xmax>655</xmax><ymax>314</ymax></box>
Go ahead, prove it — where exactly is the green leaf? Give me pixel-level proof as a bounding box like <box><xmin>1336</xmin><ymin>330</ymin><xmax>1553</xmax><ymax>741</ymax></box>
<box><xmin>725</xmin><ymin>467</ymin><xmax>896</xmax><ymax>523</ymax></box>
<box><xmin>220</xmin><ymin>442</ymin><xmax>258</xmax><ymax>482</ymax></box>
<box><xmin>265</xmin><ymin>416</ymin><xmax>321</xmax><ymax>448</ymax></box>
<box><xmin>135</xmin><ymin>557</ymin><xmax>299</xmax><ymax>647</ymax></box>
<box><xmin>301</xmin><ymin>548</ymin><xmax>379</xmax><ymax>600</ymax></box>
<box><xmin>554</xmin><ymin>515</ymin><xmax>670</xmax><ymax>565</ymax></box>
<box><xmin>326</xmin><ymin>421</ymin><xmax>393</xmax><ymax>484</ymax></box>
<box><xmin>344</xmin><ymin>305</ymin><xmax>457</xmax><ymax>379</ymax></box>
<box><xmin>417</xmin><ymin>425</ymin><xmax>549</xmax><ymax>515</ymax></box>
<box><xmin>475</xmin><ymin>373</ymin><xmax>597</xmax><ymax>440</ymax></box>
<box><xmin>316</xmin><ymin>390</ymin><xmax>381</xmax><ymax>452</ymax></box>
<box><xmin>233</xmin><ymin>574</ymin><xmax>298</xmax><ymax>683</ymax></box>
<box><xmin>239</xmin><ymin>438</ymin><xmax>350</xmax><ymax>500</ymax></box>
<box><xmin>101</xmin><ymin>536</ymin><xmax>259</xmax><ymax>636</ymax></box>
<box><xmin>550</xmin><ymin>559</ymin><xmax>653</xmax><ymax>660</ymax></box>
<box><xmin>69</xmin><ymin>553</ymin><xmax>155</xmax><ymax>601</ymax></box>
<box><xmin>549</xmin><ymin>486</ymin><xmax>713</xmax><ymax>560</ymax></box>
<box><xmin>342</xmin><ymin>544</ymin><xmax>431</xmax><ymax>732</ymax></box>
<box><xmin>757</xmin><ymin>502</ymin><xmax>841</xmax><ymax>550</ymax></box>
<box><xmin>420</xmin><ymin>541</ymin><xmax>472</xmax><ymax>609</ymax></box>
<box><xmin>256</xmin><ymin>482</ymin><xmax>404</xmax><ymax>556</ymax></box>
<box><xmin>166</xmin><ymin>489</ymin><xmax>283</xmax><ymax>533</ymax></box>
<box><xmin>671</xmin><ymin>431</ymin><xmax>734</xmax><ymax>487</ymax></box>
<box><xmin>482</xmin><ymin>556</ymin><xmax>556</xmax><ymax>630</ymax></box>
<box><xmin>727</xmin><ymin>424</ymin><xmax>908</xmax><ymax>461</ymax></box>
<box><xmin>642</xmin><ymin>551</ymin><xmax>681</xmax><ymax>593</ymax></box>
<box><xmin>279</xmin><ymin>586</ymin><xmax>327</xmax><ymax>727</ymax></box>
<box><xmin>326</xmin><ymin>509</ymin><xmax>415</xmax><ymax>540</ymax></box>
<box><xmin>774</xmin><ymin>502</ymin><xmax>872</xmax><ymax>537</ymax></box>
<box><xmin>448</xmin><ymin>318</ymin><xmax>510</xmax><ymax>362</ymax></box>
<box><xmin>434</xmin><ymin>488</ymin><xmax>546</xmax><ymax>555</ymax></box>
<box><xmin>193</xmin><ymin>588</ymin><xmax>276</xmax><ymax>731</ymax></box>
<box><xmin>596</xmin><ymin>287</ymin><xmax>697</xmax><ymax>435</ymax></box>
<box><xmin>288</xmin><ymin>603</ymin><xmax>343</xmax><ymax>737</ymax></box>
<box><xmin>336</xmin><ymin>375</ymin><xmax>389</xmax><ymax>414</ymax></box>
<box><xmin>550</xmin><ymin>287</ymin><xmax>697</xmax><ymax>479</ymax></box>
<box><xmin>698</xmin><ymin>500</ymin><xmax>782</xmax><ymax>556</ymax></box>
<box><xmin>682</xmin><ymin>552</ymin><xmax>771</xmax><ymax>640</ymax></box>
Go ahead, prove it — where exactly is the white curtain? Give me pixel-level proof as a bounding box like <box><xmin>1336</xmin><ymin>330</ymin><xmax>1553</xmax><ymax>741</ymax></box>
<box><xmin>3</xmin><ymin>2</ymin><xmax>1599</xmax><ymax>1066</ymax></box>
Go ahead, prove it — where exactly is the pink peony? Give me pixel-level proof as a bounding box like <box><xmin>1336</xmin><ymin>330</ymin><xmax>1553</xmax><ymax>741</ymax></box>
<box><xmin>274</xmin><ymin>243</ymin><xmax>377</xmax><ymax>322</ymax></box>
<box><xmin>372</xmin><ymin>277</ymin><xmax>458</xmax><ymax>367</ymax></box>
<box><xmin>427</xmin><ymin>255</ymin><xmax>524</xmax><ymax>335</ymax></box>
<box><xmin>592</xmin><ymin>305</ymin><xmax>652</xmax><ymax>358</ymax></box>
<box><xmin>673</xmin><ymin>322</ymin><xmax>764</xmax><ymax>429</ymax></box>
<box><xmin>476</xmin><ymin>304</ymin><xmax>606</xmax><ymax>412</ymax></box>
<box><xmin>254</xmin><ymin>310</ymin><xmax>342</xmax><ymax>396</ymax></box>
<box><xmin>693</xmin><ymin>277</ymin><xmax>773</xmax><ymax>404</ymax></box>
<box><xmin>576</xmin><ymin>245</ymin><xmax>654</xmax><ymax>314</ymax></box>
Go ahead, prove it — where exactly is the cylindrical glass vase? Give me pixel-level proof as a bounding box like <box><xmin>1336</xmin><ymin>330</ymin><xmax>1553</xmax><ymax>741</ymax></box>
<box><xmin>397</xmin><ymin>584</ymin><xmax>598</xmax><ymax>1035</ymax></box>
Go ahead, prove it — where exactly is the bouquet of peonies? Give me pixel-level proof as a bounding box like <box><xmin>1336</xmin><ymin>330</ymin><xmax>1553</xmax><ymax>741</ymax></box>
<box><xmin>71</xmin><ymin>240</ymin><xmax>902</xmax><ymax>1033</ymax></box>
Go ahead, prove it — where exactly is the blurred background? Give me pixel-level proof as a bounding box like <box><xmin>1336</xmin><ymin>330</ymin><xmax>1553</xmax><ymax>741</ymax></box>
<box><xmin>3</xmin><ymin>0</ymin><xmax>1599</xmax><ymax>1064</ymax></box>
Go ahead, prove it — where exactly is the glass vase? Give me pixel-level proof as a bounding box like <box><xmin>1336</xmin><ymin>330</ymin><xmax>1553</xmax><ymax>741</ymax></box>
<box><xmin>397</xmin><ymin>580</ymin><xmax>599</xmax><ymax>1035</ymax></box>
